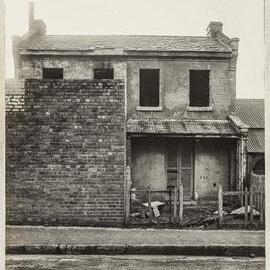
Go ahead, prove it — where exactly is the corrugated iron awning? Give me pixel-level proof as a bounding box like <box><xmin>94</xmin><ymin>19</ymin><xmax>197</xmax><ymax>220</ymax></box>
<box><xmin>127</xmin><ymin>119</ymin><xmax>239</xmax><ymax>137</ymax></box>
<box><xmin>247</xmin><ymin>130</ymin><xmax>264</xmax><ymax>153</ymax></box>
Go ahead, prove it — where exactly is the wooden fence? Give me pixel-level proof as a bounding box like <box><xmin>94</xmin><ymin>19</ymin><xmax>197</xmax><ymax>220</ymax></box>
<box><xmin>218</xmin><ymin>185</ymin><xmax>265</xmax><ymax>226</ymax></box>
<box><xmin>130</xmin><ymin>184</ymin><xmax>184</xmax><ymax>226</ymax></box>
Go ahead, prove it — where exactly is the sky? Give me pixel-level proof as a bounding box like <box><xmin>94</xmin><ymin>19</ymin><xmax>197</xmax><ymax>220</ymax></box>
<box><xmin>4</xmin><ymin>0</ymin><xmax>265</xmax><ymax>98</ymax></box>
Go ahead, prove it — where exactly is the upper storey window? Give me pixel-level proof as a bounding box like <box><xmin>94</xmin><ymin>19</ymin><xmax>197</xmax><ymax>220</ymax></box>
<box><xmin>43</xmin><ymin>68</ymin><xmax>63</xmax><ymax>79</ymax></box>
<box><xmin>94</xmin><ymin>69</ymin><xmax>114</xmax><ymax>79</ymax></box>
<box><xmin>139</xmin><ymin>69</ymin><xmax>160</xmax><ymax>107</ymax></box>
<box><xmin>189</xmin><ymin>70</ymin><xmax>210</xmax><ymax>107</ymax></box>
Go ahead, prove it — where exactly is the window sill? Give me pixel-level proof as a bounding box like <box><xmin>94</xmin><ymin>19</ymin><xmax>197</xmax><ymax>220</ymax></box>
<box><xmin>136</xmin><ymin>106</ymin><xmax>163</xmax><ymax>111</ymax></box>
<box><xmin>186</xmin><ymin>106</ymin><xmax>213</xmax><ymax>112</ymax></box>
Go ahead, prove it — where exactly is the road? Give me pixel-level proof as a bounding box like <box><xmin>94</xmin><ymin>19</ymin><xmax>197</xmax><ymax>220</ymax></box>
<box><xmin>6</xmin><ymin>255</ymin><xmax>265</xmax><ymax>270</ymax></box>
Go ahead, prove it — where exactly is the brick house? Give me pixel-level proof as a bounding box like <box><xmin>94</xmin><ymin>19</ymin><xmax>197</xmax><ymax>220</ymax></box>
<box><xmin>6</xmin><ymin>4</ymin><xmax>250</xmax><ymax>226</ymax></box>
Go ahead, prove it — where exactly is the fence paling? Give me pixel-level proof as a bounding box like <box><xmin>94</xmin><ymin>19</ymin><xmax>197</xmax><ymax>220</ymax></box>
<box><xmin>250</xmin><ymin>188</ymin><xmax>253</xmax><ymax>224</ymax></box>
<box><xmin>218</xmin><ymin>185</ymin><xmax>265</xmax><ymax>226</ymax></box>
<box><xmin>218</xmin><ymin>185</ymin><xmax>223</xmax><ymax>226</ymax></box>
<box><xmin>260</xmin><ymin>193</ymin><xmax>264</xmax><ymax>223</ymax></box>
<box><xmin>178</xmin><ymin>184</ymin><xmax>183</xmax><ymax>226</ymax></box>
<box><xmin>169</xmin><ymin>190</ymin><xmax>172</xmax><ymax>223</ymax></box>
<box><xmin>147</xmin><ymin>185</ymin><xmax>152</xmax><ymax>219</ymax></box>
<box><xmin>244</xmin><ymin>186</ymin><xmax>248</xmax><ymax>225</ymax></box>
<box><xmin>173</xmin><ymin>187</ymin><xmax>177</xmax><ymax>225</ymax></box>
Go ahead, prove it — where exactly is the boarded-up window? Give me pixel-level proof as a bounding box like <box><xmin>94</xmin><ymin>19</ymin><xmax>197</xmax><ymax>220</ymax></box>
<box><xmin>43</xmin><ymin>68</ymin><xmax>63</xmax><ymax>79</ymax></box>
<box><xmin>94</xmin><ymin>69</ymin><xmax>114</xmax><ymax>79</ymax></box>
<box><xmin>139</xmin><ymin>69</ymin><xmax>159</xmax><ymax>106</ymax></box>
<box><xmin>189</xmin><ymin>70</ymin><xmax>210</xmax><ymax>107</ymax></box>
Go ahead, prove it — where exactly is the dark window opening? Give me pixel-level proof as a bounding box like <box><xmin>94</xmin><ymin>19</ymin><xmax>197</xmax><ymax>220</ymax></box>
<box><xmin>189</xmin><ymin>70</ymin><xmax>210</xmax><ymax>107</ymax></box>
<box><xmin>139</xmin><ymin>69</ymin><xmax>159</xmax><ymax>107</ymax></box>
<box><xmin>252</xmin><ymin>159</ymin><xmax>265</xmax><ymax>175</ymax></box>
<box><xmin>94</xmin><ymin>69</ymin><xmax>114</xmax><ymax>79</ymax></box>
<box><xmin>42</xmin><ymin>68</ymin><xmax>63</xmax><ymax>79</ymax></box>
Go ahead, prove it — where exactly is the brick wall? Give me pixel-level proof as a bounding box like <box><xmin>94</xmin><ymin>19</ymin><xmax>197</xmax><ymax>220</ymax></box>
<box><xmin>6</xmin><ymin>79</ymin><xmax>126</xmax><ymax>226</ymax></box>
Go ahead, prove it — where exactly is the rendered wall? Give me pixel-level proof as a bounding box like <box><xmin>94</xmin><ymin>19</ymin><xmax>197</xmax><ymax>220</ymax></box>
<box><xmin>127</xmin><ymin>59</ymin><xmax>233</xmax><ymax>120</ymax></box>
<box><xmin>131</xmin><ymin>138</ymin><xmax>233</xmax><ymax>199</ymax></box>
<box><xmin>19</xmin><ymin>56</ymin><xmax>234</xmax><ymax>120</ymax></box>
<box><xmin>6</xmin><ymin>79</ymin><xmax>126</xmax><ymax>226</ymax></box>
<box><xmin>194</xmin><ymin>140</ymin><xmax>231</xmax><ymax>199</ymax></box>
<box><xmin>131</xmin><ymin>138</ymin><xmax>167</xmax><ymax>191</ymax></box>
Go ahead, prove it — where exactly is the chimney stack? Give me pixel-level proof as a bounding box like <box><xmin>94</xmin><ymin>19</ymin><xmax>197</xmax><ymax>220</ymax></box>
<box><xmin>207</xmin><ymin>22</ymin><xmax>223</xmax><ymax>38</ymax></box>
<box><xmin>29</xmin><ymin>2</ymin><xmax>34</xmax><ymax>30</ymax></box>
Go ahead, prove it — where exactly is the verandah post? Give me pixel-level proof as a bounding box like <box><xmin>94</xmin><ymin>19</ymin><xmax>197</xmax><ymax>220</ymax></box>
<box><xmin>218</xmin><ymin>184</ymin><xmax>223</xmax><ymax>226</ymax></box>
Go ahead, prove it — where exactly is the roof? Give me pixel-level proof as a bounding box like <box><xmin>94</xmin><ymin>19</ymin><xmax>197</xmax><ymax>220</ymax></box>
<box><xmin>235</xmin><ymin>99</ymin><xmax>264</xmax><ymax>128</ymax></box>
<box><xmin>127</xmin><ymin>119</ymin><xmax>239</xmax><ymax>137</ymax></box>
<box><xmin>246</xmin><ymin>130</ymin><xmax>264</xmax><ymax>153</ymax></box>
<box><xmin>20</xmin><ymin>35</ymin><xmax>232</xmax><ymax>53</ymax></box>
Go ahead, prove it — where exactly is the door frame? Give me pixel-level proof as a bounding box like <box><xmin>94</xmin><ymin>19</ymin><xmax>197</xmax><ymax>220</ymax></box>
<box><xmin>166</xmin><ymin>139</ymin><xmax>194</xmax><ymax>200</ymax></box>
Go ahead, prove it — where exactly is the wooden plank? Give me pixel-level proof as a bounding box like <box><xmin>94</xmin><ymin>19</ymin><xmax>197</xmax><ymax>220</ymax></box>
<box><xmin>250</xmin><ymin>187</ymin><xmax>253</xmax><ymax>224</ymax></box>
<box><xmin>169</xmin><ymin>189</ymin><xmax>172</xmax><ymax>223</ymax></box>
<box><xmin>178</xmin><ymin>183</ymin><xmax>184</xmax><ymax>226</ymax></box>
<box><xmin>218</xmin><ymin>185</ymin><xmax>223</xmax><ymax>226</ymax></box>
<box><xmin>223</xmin><ymin>191</ymin><xmax>245</xmax><ymax>196</ymax></box>
<box><xmin>244</xmin><ymin>186</ymin><xmax>248</xmax><ymax>226</ymax></box>
<box><xmin>147</xmin><ymin>185</ymin><xmax>152</xmax><ymax>220</ymax></box>
<box><xmin>124</xmin><ymin>166</ymin><xmax>131</xmax><ymax>224</ymax></box>
<box><xmin>173</xmin><ymin>186</ymin><xmax>177</xmax><ymax>224</ymax></box>
<box><xmin>229</xmin><ymin>146</ymin><xmax>235</xmax><ymax>191</ymax></box>
<box><xmin>133</xmin><ymin>190</ymin><xmax>171</xmax><ymax>194</ymax></box>
<box><xmin>260</xmin><ymin>192</ymin><xmax>264</xmax><ymax>223</ymax></box>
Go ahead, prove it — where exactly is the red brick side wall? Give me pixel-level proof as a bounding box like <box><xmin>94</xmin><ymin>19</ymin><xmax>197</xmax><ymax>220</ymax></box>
<box><xmin>6</xmin><ymin>79</ymin><xmax>126</xmax><ymax>226</ymax></box>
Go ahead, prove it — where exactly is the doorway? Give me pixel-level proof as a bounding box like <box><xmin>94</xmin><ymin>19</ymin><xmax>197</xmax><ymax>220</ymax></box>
<box><xmin>167</xmin><ymin>140</ymin><xmax>193</xmax><ymax>200</ymax></box>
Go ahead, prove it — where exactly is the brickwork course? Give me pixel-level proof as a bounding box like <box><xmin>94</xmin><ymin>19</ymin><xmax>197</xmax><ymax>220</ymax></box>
<box><xmin>6</xmin><ymin>79</ymin><xmax>126</xmax><ymax>226</ymax></box>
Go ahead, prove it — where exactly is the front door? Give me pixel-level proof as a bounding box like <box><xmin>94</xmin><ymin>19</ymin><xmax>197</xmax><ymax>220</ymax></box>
<box><xmin>167</xmin><ymin>141</ymin><xmax>193</xmax><ymax>199</ymax></box>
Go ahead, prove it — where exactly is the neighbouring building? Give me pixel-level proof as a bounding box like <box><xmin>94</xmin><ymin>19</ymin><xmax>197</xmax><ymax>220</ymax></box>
<box><xmin>235</xmin><ymin>99</ymin><xmax>265</xmax><ymax>190</ymax></box>
<box><xmin>6</xmin><ymin>4</ymin><xmax>252</xmax><ymax>226</ymax></box>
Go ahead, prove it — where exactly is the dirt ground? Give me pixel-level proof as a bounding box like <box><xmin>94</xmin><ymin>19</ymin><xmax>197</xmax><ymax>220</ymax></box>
<box><xmin>6</xmin><ymin>255</ymin><xmax>265</xmax><ymax>270</ymax></box>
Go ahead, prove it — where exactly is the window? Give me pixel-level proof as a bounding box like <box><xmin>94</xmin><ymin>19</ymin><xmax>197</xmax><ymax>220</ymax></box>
<box><xmin>139</xmin><ymin>69</ymin><xmax>159</xmax><ymax>107</ymax></box>
<box><xmin>94</xmin><ymin>69</ymin><xmax>114</xmax><ymax>79</ymax></box>
<box><xmin>189</xmin><ymin>70</ymin><xmax>210</xmax><ymax>107</ymax></box>
<box><xmin>42</xmin><ymin>68</ymin><xmax>63</xmax><ymax>79</ymax></box>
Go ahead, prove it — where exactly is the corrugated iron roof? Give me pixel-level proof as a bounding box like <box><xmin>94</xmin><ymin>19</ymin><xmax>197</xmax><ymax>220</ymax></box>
<box><xmin>20</xmin><ymin>35</ymin><xmax>232</xmax><ymax>53</ymax></box>
<box><xmin>246</xmin><ymin>130</ymin><xmax>264</xmax><ymax>153</ymax></box>
<box><xmin>127</xmin><ymin>119</ymin><xmax>239</xmax><ymax>136</ymax></box>
<box><xmin>235</xmin><ymin>99</ymin><xmax>264</xmax><ymax>128</ymax></box>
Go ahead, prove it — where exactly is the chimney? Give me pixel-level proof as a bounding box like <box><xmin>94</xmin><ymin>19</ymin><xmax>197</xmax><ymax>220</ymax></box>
<box><xmin>207</xmin><ymin>22</ymin><xmax>223</xmax><ymax>38</ymax></box>
<box><xmin>29</xmin><ymin>2</ymin><xmax>34</xmax><ymax>30</ymax></box>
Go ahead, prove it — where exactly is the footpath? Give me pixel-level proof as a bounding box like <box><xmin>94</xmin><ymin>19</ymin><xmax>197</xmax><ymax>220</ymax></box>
<box><xmin>6</xmin><ymin>226</ymin><xmax>265</xmax><ymax>256</ymax></box>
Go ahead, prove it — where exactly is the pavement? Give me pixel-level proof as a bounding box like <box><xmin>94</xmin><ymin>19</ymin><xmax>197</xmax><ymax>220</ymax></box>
<box><xmin>6</xmin><ymin>226</ymin><xmax>265</xmax><ymax>256</ymax></box>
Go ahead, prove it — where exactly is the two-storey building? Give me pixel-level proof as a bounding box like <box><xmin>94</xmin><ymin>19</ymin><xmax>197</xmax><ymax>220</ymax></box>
<box><xmin>6</xmin><ymin>4</ymin><xmax>249</xmax><ymax>225</ymax></box>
